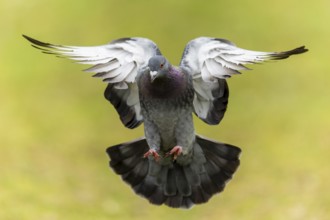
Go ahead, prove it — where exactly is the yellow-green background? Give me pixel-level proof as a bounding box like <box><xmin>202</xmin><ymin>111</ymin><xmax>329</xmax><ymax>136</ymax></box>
<box><xmin>1</xmin><ymin>0</ymin><xmax>329</xmax><ymax>219</ymax></box>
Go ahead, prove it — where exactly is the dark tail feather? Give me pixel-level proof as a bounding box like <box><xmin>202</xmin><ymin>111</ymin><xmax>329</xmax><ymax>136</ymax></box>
<box><xmin>106</xmin><ymin>135</ymin><xmax>241</xmax><ymax>209</ymax></box>
<box><xmin>106</xmin><ymin>138</ymin><xmax>164</xmax><ymax>204</ymax></box>
<box><xmin>188</xmin><ymin>135</ymin><xmax>241</xmax><ymax>204</ymax></box>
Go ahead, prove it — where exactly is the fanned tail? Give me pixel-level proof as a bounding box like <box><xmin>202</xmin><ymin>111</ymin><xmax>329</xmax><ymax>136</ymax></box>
<box><xmin>106</xmin><ymin>135</ymin><xmax>241</xmax><ymax>209</ymax></box>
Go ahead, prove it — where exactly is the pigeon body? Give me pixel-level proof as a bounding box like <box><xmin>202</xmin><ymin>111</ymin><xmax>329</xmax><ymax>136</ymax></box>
<box><xmin>23</xmin><ymin>35</ymin><xmax>307</xmax><ymax>208</ymax></box>
<box><xmin>137</xmin><ymin>59</ymin><xmax>195</xmax><ymax>156</ymax></box>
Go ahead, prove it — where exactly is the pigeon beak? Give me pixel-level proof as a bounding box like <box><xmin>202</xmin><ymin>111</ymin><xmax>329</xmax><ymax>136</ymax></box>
<box><xmin>150</xmin><ymin>70</ymin><xmax>158</xmax><ymax>82</ymax></box>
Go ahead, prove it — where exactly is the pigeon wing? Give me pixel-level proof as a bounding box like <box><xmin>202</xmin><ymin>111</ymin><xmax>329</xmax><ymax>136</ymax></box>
<box><xmin>180</xmin><ymin>37</ymin><xmax>307</xmax><ymax>125</ymax></box>
<box><xmin>23</xmin><ymin>35</ymin><xmax>162</xmax><ymax>128</ymax></box>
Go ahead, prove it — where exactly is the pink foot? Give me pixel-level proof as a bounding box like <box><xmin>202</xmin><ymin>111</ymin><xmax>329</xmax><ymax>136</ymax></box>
<box><xmin>166</xmin><ymin>145</ymin><xmax>183</xmax><ymax>160</ymax></box>
<box><xmin>143</xmin><ymin>149</ymin><xmax>160</xmax><ymax>161</ymax></box>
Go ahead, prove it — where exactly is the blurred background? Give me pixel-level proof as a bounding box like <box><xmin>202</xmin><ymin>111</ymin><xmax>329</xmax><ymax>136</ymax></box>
<box><xmin>0</xmin><ymin>0</ymin><xmax>329</xmax><ymax>219</ymax></box>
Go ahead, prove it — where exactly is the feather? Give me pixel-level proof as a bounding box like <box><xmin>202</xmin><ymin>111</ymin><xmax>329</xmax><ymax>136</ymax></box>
<box><xmin>175</xmin><ymin>164</ymin><xmax>191</xmax><ymax>196</ymax></box>
<box><xmin>164</xmin><ymin>168</ymin><xmax>177</xmax><ymax>196</ymax></box>
<box><xmin>104</xmin><ymin>83</ymin><xmax>143</xmax><ymax>129</ymax></box>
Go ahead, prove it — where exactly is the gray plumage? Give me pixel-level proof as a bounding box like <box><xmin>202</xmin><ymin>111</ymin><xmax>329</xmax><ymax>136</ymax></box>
<box><xmin>23</xmin><ymin>35</ymin><xmax>307</xmax><ymax>208</ymax></box>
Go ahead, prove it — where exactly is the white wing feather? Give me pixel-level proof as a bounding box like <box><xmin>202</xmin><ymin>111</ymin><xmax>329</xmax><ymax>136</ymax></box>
<box><xmin>181</xmin><ymin>37</ymin><xmax>307</xmax><ymax>82</ymax></box>
<box><xmin>180</xmin><ymin>37</ymin><xmax>307</xmax><ymax>124</ymax></box>
<box><xmin>24</xmin><ymin>35</ymin><xmax>161</xmax><ymax>128</ymax></box>
<box><xmin>24</xmin><ymin>35</ymin><xmax>159</xmax><ymax>86</ymax></box>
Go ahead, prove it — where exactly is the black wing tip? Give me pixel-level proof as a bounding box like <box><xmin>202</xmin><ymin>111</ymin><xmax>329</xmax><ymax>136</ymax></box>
<box><xmin>284</xmin><ymin>45</ymin><xmax>308</xmax><ymax>55</ymax></box>
<box><xmin>22</xmin><ymin>34</ymin><xmax>34</xmax><ymax>42</ymax></box>
<box><xmin>295</xmin><ymin>45</ymin><xmax>308</xmax><ymax>52</ymax></box>
<box><xmin>22</xmin><ymin>34</ymin><xmax>52</xmax><ymax>48</ymax></box>
<box><xmin>272</xmin><ymin>45</ymin><xmax>308</xmax><ymax>60</ymax></box>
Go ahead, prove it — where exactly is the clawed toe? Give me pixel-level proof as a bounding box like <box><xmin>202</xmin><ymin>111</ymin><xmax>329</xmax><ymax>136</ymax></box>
<box><xmin>143</xmin><ymin>149</ymin><xmax>160</xmax><ymax>161</ymax></box>
<box><xmin>166</xmin><ymin>145</ymin><xmax>183</xmax><ymax>160</ymax></box>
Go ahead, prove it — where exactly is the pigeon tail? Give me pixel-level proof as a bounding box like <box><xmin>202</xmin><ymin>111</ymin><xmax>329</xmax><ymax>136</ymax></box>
<box><xmin>106</xmin><ymin>135</ymin><xmax>241</xmax><ymax>209</ymax></box>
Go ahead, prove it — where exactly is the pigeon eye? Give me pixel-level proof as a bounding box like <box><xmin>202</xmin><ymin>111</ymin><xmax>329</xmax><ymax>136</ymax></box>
<box><xmin>160</xmin><ymin>63</ymin><xmax>164</xmax><ymax>68</ymax></box>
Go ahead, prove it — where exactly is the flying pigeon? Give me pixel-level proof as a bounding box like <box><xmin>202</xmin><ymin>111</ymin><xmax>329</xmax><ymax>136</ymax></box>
<box><xmin>23</xmin><ymin>35</ymin><xmax>307</xmax><ymax>208</ymax></box>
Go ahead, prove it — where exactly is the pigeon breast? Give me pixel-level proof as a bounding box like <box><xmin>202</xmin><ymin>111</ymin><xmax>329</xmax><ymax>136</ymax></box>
<box><xmin>137</xmin><ymin>66</ymin><xmax>195</xmax><ymax>150</ymax></box>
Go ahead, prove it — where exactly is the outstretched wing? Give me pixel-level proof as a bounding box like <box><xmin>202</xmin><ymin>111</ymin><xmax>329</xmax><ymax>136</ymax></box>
<box><xmin>24</xmin><ymin>35</ymin><xmax>162</xmax><ymax>128</ymax></box>
<box><xmin>180</xmin><ymin>37</ymin><xmax>307</xmax><ymax>125</ymax></box>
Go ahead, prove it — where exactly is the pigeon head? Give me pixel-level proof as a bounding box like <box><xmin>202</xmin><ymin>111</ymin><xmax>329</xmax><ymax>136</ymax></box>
<box><xmin>148</xmin><ymin>55</ymin><xmax>170</xmax><ymax>82</ymax></box>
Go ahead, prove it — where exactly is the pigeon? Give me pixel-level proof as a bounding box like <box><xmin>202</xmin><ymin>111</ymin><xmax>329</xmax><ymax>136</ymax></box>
<box><xmin>23</xmin><ymin>35</ymin><xmax>307</xmax><ymax>208</ymax></box>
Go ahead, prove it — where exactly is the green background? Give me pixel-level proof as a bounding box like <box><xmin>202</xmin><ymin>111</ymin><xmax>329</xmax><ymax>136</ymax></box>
<box><xmin>1</xmin><ymin>0</ymin><xmax>329</xmax><ymax>219</ymax></box>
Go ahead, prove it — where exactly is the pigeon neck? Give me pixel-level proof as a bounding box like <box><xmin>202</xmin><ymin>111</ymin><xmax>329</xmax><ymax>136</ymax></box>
<box><xmin>144</xmin><ymin>67</ymin><xmax>185</xmax><ymax>99</ymax></box>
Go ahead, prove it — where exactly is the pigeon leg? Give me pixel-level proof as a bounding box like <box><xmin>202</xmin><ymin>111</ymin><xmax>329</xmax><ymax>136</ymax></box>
<box><xmin>166</xmin><ymin>145</ymin><xmax>183</xmax><ymax>160</ymax></box>
<box><xmin>143</xmin><ymin>149</ymin><xmax>160</xmax><ymax>161</ymax></box>
<box><xmin>143</xmin><ymin>118</ymin><xmax>161</xmax><ymax>162</ymax></box>
<box><xmin>174</xmin><ymin>112</ymin><xmax>195</xmax><ymax>157</ymax></box>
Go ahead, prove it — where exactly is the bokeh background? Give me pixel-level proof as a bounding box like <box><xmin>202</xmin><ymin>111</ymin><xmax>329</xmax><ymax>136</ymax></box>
<box><xmin>1</xmin><ymin>0</ymin><xmax>329</xmax><ymax>219</ymax></box>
